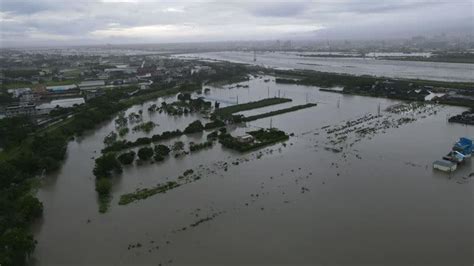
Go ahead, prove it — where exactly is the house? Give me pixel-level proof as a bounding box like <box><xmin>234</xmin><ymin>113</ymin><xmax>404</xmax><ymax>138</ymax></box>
<box><xmin>236</xmin><ymin>134</ymin><xmax>254</xmax><ymax>144</ymax></box>
<box><xmin>433</xmin><ymin>160</ymin><xmax>457</xmax><ymax>172</ymax></box>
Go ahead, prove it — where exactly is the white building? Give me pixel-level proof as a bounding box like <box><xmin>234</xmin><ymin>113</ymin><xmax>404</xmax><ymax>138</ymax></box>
<box><xmin>236</xmin><ymin>134</ymin><xmax>255</xmax><ymax>144</ymax></box>
<box><xmin>433</xmin><ymin>160</ymin><xmax>457</xmax><ymax>172</ymax></box>
<box><xmin>36</xmin><ymin>98</ymin><xmax>85</xmax><ymax>115</ymax></box>
<box><xmin>79</xmin><ymin>80</ymin><xmax>106</xmax><ymax>91</ymax></box>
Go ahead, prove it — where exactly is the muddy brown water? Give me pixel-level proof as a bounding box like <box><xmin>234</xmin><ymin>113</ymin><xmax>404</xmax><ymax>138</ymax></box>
<box><xmin>32</xmin><ymin>76</ymin><xmax>473</xmax><ymax>265</ymax></box>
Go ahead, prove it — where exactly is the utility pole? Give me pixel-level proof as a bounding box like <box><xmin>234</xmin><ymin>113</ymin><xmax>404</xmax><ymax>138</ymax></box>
<box><xmin>337</xmin><ymin>98</ymin><xmax>340</xmax><ymax>109</ymax></box>
<box><xmin>253</xmin><ymin>50</ymin><xmax>257</xmax><ymax>62</ymax></box>
<box><xmin>236</xmin><ymin>95</ymin><xmax>239</xmax><ymax>104</ymax></box>
<box><xmin>270</xmin><ymin>118</ymin><xmax>273</xmax><ymax>129</ymax></box>
<box><xmin>377</xmin><ymin>103</ymin><xmax>381</xmax><ymax>116</ymax></box>
<box><xmin>267</xmin><ymin>87</ymin><xmax>270</xmax><ymax>98</ymax></box>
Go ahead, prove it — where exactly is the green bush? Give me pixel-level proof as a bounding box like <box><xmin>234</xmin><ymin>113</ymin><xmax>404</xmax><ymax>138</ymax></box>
<box><xmin>137</xmin><ymin>147</ymin><xmax>154</xmax><ymax>160</ymax></box>
<box><xmin>184</xmin><ymin>120</ymin><xmax>204</xmax><ymax>134</ymax></box>
<box><xmin>154</xmin><ymin>144</ymin><xmax>170</xmax><ymax>156</ymax></box>
<box><xmin>95</xmin><ymin>178</ymin><xmax>112</xmax><ymax>196</ymax></box>
<box><xmin>117</xmin><ymin>151</ymin><xmax>135</xmax><ymax>165</ymax></box>
<box><xmin>93</xmin><ymin>154</ymin><xmax>122</xmax><ymax>177</ymax></box>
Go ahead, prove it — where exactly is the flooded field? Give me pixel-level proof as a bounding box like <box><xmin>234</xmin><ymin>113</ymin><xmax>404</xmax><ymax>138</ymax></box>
<box><xmin>32</xmin><ymin>76</ymin><xmax>473</xmax><ymax>265</ymax></box>
<box><xmin>175</xmin><ymin>51</ymin><xmax>474</xmax><ymax>82</ymax></box>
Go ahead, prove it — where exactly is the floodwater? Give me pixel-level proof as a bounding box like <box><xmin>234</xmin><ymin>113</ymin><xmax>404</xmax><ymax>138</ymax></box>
<box><xmin>174</xmin><ymin>51</ymin><xmax>474</xmax><ymax>82</ymax></box>
<box><xmin>32</xmin><ymin>76</ymin><xmax>473</xmax><ymax>265</ymax></box>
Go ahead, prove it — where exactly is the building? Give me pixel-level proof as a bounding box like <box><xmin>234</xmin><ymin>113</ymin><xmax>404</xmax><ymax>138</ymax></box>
<box><xmin>454</xmin><ymin>137</ymin><xmax>473</xmax><ymax>158</ymax></box>
<box><xmin>46</xmin><ymin>84</ymin><xmax>78</xmax><ymax>94</ymax></box>
<box><xmin>5</xmin><ymin>103</ymin><xmax>37</xmax><ymax>117</ymax></box>
<box><xmin>104</xmin><ymin>68</ymin><xmax>137</xmax><ymax>74</ymax></box>
<box><xmin>236</xmin><ymin>134</ymin><xmax>254</xmax><ymax>144</ymax></box>
<box><xmin>79</xmin><ymin>80</ymin><xmax>106</xmax><ymax>91</ymax></box>
<box><xmin>84</xmin><ymin>90</ymin><xmax>105</xmax><ymax>101</ymax></box>
<box><xmin>36</xmin><ymin>98</ymin><xmax>85</xmax><ymax>115</ymax></box>
<box><xmin>433</xmin><ymin>160</ymin><xmax>457</xmax><ymax>172</ymax></box>
<box><xmin>7</xmin><ymin>88</ymin><xmax>31</xmax><ymax>98</ymax></box>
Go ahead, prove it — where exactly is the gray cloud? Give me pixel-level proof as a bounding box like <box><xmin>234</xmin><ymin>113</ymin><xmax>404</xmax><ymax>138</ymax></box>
<box><xmin>0</xmin><ymin>0</ymin><xmax>472</xmax><ymax>47</ymax></box>
<box><xmin>250</xmin><ymin>1</ymin><xmax>310</xmax><ymax>17</ymax></box>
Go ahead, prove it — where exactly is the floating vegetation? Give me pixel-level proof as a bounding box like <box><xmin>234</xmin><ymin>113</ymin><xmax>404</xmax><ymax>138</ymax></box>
<box><xmin>385</xmin><ymin>102</ymin><xmax>430</xmax><ymax>114</ymax></box>
<box><xmin>118</xmin><ymin>127</ymin><xmax>129</xmax><ymax>137</ymax></box>
<box><xmin>147</xmin><ymin>104</ymin><xmax>158</xmax><ymax>112</ymax></box>
<box><xmin>319</xmin><ymin>103</ymin><xmax>441</xmax><ymax>154</ymax></box>
<box><xmin>128</xmin><ymin>112</ymin><xmax>143</xmax><ymax>123</ymax></box>
<box><xmin>189</xmin><ymin>141</ymin><xmax>214</xmax><ymax>152</ymax></box>
<box><xmin>115</xmin><ymin>112</ymin><xmax>128</xmax><ymax>129</ymax></box>
<box><xmin>132</xmin><ymin>121</ymin><xmax>157</xmax><ymax>133</ymax></box>
<box><xmin>119</xmin><ymin>181</ymin><xmax>181</xmax><ymax>205</ymax></box>
<box><xmin>103</xmin><ymin>131</ymin><xmax>118</xmax><ymax>147</ymax></box>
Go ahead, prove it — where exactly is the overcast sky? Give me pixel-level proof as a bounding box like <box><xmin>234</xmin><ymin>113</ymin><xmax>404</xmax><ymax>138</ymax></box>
<box><xmin>0</xmin><ymin>0</ymin><xmax>473</xmax><ymax>47</ymax></box>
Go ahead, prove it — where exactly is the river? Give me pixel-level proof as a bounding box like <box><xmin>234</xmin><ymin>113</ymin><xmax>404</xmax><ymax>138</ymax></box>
<box><xmin>174</xmin><ymin>51</ymin><xmax>474</xmax><ymax>83</ymax></box>
<box><xmin>32</xmin><ymin>76</ymin><xmax>473</xmax><ymax>265</ymax></box>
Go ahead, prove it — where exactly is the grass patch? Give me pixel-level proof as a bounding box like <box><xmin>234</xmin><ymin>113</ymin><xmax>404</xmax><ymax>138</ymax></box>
<box><xmin>243</xmin><ymin>103</ymin><xmax>317</xmax><ymax>122</ymax></box>
<box><xmin>214</xmin><ymin>98</ymin><xmax>291</xmax><ymax>118</ymax></box>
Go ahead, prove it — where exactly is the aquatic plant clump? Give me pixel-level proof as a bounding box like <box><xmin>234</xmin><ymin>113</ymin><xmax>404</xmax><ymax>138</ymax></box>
<box><xmin>132</xmin><ymin>121</ymin><xmax>157</xmax><ymax>133</ymax></box>
<box><xmin>189</xmin><ymin>141</ymin><xmax>214</xmax><ymax>152</ymax></box>
<box><xmin>119</xmin><ymin>181</ymin><xmax>180</xmax><ymax>205</ymax></box>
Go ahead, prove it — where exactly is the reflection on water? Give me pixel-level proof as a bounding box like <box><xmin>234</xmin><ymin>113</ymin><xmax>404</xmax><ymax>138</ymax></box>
<box><xmin>32</xmin><ymin>76</ymin><xmax>473</xmax><ymax>265</ymax></box>
<box><xmin>175</xmin><ymin>51</ymin><xmax>474</xmax><ymax>82</ymax></box>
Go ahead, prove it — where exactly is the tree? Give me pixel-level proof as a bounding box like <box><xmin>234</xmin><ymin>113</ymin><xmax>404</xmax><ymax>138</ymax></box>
<box><xmin>93</xmin><ymin>154</ymin><xmax>122</xmax><ymax>178</ymax></box>
<box><xmin>0</xmin><ymin>116</ymin><xmax>36</xmax><ymax>149</ymax></box>
<box><xmin>17</xmin><ymin>194</ymin><xmax>43</xmax><ymax>223</ymax></box>
<box><xmin>154</xmin><ymin>144</ymin><xmax>170</xmax><ymax>156</ymax></box>
<box><xmin>137</xmin><ymin>147</ymin><xmax>154</xmax><ymax>160</ymax></box>
<box><xmin>95</xmin><ymin>178</ymin><xmax>112</xmax><ymax>196</ymax></box>
<box><xmin>103</xmin><ymin>131</ymin><xmax>118</xmax><ymax>147</ymax></box>
<box><xmin>184</xmin><ymin>120</ymin><xmax>204</xmax><ymax>134</ymax></box>
<box><xmin>177</xmin><ymin>92</ymin><xmax>191</xmax><ymax>101</ymax></box>
<box><xmin>172</xmin><ymin>141</ymin><xmax>184</xmax><ymax>152</ymax></box>
<box><xmin>0</xmin><ymin>227</ymin><xmax>36</xmax><ymax>266</ymax></box>
<box><xmin>117</xmin><ymin>151</ymin><xmax>135</xmax><ymax>165</ymax></box>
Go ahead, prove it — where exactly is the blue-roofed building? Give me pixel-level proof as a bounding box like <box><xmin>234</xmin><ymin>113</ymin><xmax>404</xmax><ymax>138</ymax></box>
<box><xmin>46</xmin><ymin>84</ymin><xmax>78</xmax><ymax>93</ymax></box>
<box><xmin>454</xmin><ymin>137</ymin><xmax>472</xmax><ymax>158</ymax></box>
